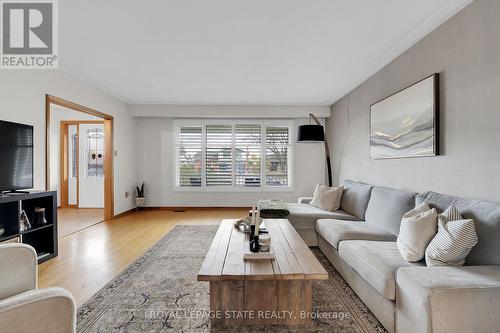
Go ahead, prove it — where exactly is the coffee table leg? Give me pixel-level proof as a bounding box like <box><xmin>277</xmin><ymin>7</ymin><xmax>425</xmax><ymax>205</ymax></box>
<box><xmin>210</xmin><ymin>280</ymin><xmax>312</xmax><ymax>327</ymax></box>
<box><xmin>277</xmin><ymin>280</ymin><xmax>312</xmax><ymax>325</ymax></box>
<box><xmin>244</xmin><ymin>280</ymin><xmax>279</xmax><ymax>325</ymax></box>
<box><xmin>210</xmin><ymin>281</ymin><xmax>245</xmax><ymax>327</ymax></box>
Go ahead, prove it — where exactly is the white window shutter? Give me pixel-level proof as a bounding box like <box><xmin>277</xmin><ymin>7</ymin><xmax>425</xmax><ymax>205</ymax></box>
<box><xmin>206</xmin><ymin>125</ymin><xmax>233</xmax><ymax>187</ymax></box>
<box><xmin>177</xmin><ymin>126</ymin><xmax>202</xmax><ymax>187</ymax></box>
<box><xmin>235</xmin><ymin>124</ymin><xmax>261</xmax><ymax>187</ymax></box>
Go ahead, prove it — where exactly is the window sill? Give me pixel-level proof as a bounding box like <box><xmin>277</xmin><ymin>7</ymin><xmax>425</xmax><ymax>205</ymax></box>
<box><xmin>173</xmin><ymin>186</ymin><xmax>294</xmax><ymax>193</ymax></box>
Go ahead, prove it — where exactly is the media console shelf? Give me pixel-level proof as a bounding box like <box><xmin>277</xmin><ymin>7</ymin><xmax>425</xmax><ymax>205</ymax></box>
<box><xmin>0</xmin><ymin>191</ymin><xmax>57</xmax><ymax>264</ymax></box>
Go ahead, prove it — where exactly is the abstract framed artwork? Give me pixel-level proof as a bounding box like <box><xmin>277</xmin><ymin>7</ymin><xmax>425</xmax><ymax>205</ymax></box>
<box><xmin>370</xmin><ymin>73</ymin><xmax>439</xmax><ymax>159</ymax></box>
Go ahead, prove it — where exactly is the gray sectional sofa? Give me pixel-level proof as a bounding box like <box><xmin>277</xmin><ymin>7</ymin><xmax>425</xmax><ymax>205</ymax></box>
<box><xmin>287</xmin><ymin>180</ymin><xmax>500</xmax><ymax>333</ymax></box>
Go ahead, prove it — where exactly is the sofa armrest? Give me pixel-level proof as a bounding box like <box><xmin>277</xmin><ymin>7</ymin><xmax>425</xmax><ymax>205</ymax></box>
<box><xmin>0</xmin><ymin>244</ymin><xmax>38</xmax><ymax>300</ymax></box>
<box><xmin>0</xmin><ymin>287</ymin><xmax>76</xmax><ymax>333</ymax></box>
<box><xmin>396</xmin><ymin>266</ymin><xmax>500</xmax><ymax>333</ymax></box>
<box><xmin>298</xmin><ymin>197</ymin><xmax>313</xmax><ymax>204</ymax></box>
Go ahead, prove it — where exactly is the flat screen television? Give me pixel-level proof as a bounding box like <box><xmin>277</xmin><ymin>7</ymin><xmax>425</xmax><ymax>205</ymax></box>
<box><xmin>0</xmin><ymin>120</ymin><xmax>34</xmax><ymax>192</ymax></box>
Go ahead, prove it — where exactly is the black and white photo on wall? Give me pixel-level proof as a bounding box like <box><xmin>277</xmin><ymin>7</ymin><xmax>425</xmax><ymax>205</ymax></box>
<box><xmin>370</xmin><ymin>73</ymin><xmax>439</xmax><ymax>159</ymax></box>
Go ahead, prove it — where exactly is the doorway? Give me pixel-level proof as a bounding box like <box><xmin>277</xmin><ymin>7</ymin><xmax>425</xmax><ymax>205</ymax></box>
<box><xmin>58</xmin><ymin>121</ymin><xmax>105</xmax><ymax>236</ymax></box>
<box><xmin>46</xmin><ymin>95</ymin><xmax>114</xmax><ymax>238</ymax></box>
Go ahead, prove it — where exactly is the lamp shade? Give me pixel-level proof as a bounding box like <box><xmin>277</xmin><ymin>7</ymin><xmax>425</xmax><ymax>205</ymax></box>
<box><xmin>297</xmin><ymin>124</ymin><xmax>325</xmax><ymax>142</ymax></box>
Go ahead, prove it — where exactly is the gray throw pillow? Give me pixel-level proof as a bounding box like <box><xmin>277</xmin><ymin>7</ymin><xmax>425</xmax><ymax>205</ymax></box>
<box><xmin>425</xmin><ymin>206</ymin><xmax>478</xmax><ymax>267</ymax></box>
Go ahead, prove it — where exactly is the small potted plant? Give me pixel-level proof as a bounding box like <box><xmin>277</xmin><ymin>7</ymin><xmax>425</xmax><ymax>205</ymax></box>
<box><xmin>136</xmin><ymin>182</ymin><xmax>146</xmax><ymax>210</ymax></box>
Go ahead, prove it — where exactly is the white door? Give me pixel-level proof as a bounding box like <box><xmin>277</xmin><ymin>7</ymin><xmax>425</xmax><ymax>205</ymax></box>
<box><xmin>78</xmin><ymin>123</ymin><xmax>105</xmax><ymax>208</ymax></box>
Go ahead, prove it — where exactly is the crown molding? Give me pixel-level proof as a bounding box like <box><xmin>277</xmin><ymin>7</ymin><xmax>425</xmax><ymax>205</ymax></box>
<box><xmin>129</xmin><ymin>104</ymin><xmax>331</xmax><ymax>118</ymax></box>
<box><xmin>58</xmin><ymin>64</ymin><xmax>132</xmax><ymax>104</ymax></box>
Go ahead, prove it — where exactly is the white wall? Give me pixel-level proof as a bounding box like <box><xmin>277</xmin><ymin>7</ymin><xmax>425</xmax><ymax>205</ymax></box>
<box><xmin>0</xmin><ymin>70</ymin><xmax>137</xmax><ymax>215</ymax></box>
<box><xmin>0</xmin><ymin>70</ymin><xmax>327</xmax><ymax>211</ymax></box>
<box><xmin>327</xmin><ymin>0</ymin><xmax>500</xmax><ymax>203</ymax></box>
<box><xmin>135</xmin><ymin>117</ymin><xmax>326</xmax><ymax>207</ymax></box>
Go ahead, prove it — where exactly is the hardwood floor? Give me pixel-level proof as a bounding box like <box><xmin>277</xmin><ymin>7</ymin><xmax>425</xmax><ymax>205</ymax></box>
<box><xmin>39</xmin><ymin>208</ymin><xmax>248</xmax><ymax>306</ymax></box>
<box><xmin>58</xmin><ymin>207</ymin><xmax>104</xmax><ymax>238</ymax></box>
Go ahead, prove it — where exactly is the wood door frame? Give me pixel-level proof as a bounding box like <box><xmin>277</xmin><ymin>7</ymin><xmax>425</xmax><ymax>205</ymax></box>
<box><xmin>60</xmin><ymin>120</ymin><xmax>104</xmax><ymax>208</ymax></box>
<box><xmin>46</xmin><ymin>95</ymin><xmax>115</xmax><ymax>220</ymax></box>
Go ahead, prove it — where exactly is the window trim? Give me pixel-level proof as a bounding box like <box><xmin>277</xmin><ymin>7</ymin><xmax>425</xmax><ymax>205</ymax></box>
<box><xmin>173</xmin><ymin>119</ymin><xmax>294</xmax><ymax>192</ymax></box>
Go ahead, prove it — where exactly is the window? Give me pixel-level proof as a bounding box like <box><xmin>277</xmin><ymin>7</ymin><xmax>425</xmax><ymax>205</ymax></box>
<box><xmin>265</xmin><ymin>126</ymin><xmax>289</xmax><ymax>186</ymax></box>
<box><xmin>177</xmin><ymin>126</ymin><xmax>202</xmax><ymax>187</ymax></box>
<box><xmin>175</xmin><ymin>121</ymin><xmax>292</xmax><ymax>190</ymax></box>
<box><xmin>235</xmin><ymin>124</ymin><xmax>261</xmax><ymax>187</ymax></box>
<box><xmin>71</xmin><ymin>133</ymin><xmax>78</xmax><ymax>178</ymax></box>
<box><xmin>85</xmin><ymin>128</ymin><xmax>104</xmax><ymax>179</ymax></box>
<box><xmin>206</xmin><ymin>125</ymin><xmax>232</xmax><ymax>186</ymax></box>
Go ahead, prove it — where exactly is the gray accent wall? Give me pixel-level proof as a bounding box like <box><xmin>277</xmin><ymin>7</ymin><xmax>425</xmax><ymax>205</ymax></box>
<box><xmin>327</xmin><ymin>0</ymin><xmax>500</xmax><ymax>203</ymax></box>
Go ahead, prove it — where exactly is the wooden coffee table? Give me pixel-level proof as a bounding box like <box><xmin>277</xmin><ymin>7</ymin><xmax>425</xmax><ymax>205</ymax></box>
<box><xmin>197</xmin><ymin>219</ymin><xmax>328</xmax><ymax>327</ymax></box>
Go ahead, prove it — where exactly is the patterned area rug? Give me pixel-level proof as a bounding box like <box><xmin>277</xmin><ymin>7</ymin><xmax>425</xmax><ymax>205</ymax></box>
<box><xmin>77</xmin><ymin>225</ymin><xmax>386</xmax><ymax>333</ymax></box>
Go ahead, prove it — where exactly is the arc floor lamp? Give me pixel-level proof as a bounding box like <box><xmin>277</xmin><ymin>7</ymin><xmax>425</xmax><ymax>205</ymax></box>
<box><xmin>297</xmin><ymin>113</ymin><xmax>332</xmax><ymax>186</ymax></box>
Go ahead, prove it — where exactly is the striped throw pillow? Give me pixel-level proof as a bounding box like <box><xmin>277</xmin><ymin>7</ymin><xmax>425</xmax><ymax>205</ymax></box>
<box><xmin>425</xmin><ymin>206</ymin><xmax>478</xmax><ymax>267</ymax></box>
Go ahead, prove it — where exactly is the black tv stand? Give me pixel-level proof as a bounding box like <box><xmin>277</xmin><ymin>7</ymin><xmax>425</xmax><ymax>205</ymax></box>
<box><xmin>2</xmin><ymin>190</ymin><xmax>31</xmax><ymax>196</ymax></box>
<box><xmin>0</xmin><ymin>191</ymin><xmax>58</xmax><ymax>263</ymax></box>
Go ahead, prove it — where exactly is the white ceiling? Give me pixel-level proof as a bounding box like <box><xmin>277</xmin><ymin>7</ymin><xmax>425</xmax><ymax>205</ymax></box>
<box><xmin>59</xmin><ymin>0</ymin><xmax>472</xmax><ymax>105</ymax></box>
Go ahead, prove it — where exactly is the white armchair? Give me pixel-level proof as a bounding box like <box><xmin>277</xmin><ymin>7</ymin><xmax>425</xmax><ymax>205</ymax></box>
<box><xmin>0</xmin><ymin>243</ymin><xmax>76</xmax><ymax>333</ymax></box>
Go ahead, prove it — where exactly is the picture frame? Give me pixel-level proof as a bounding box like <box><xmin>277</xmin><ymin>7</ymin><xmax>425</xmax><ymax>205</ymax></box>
<box><xmin>370</xmin><ymin>73</ymin><xmax>439</xmax><ymax>159</ymax></box>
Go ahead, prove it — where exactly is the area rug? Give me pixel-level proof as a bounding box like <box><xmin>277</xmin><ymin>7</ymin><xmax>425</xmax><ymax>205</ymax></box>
<box><xmin>77</xmin><ymin>225</ymin><xmax>387</xmax><ymax>333</ymax></box>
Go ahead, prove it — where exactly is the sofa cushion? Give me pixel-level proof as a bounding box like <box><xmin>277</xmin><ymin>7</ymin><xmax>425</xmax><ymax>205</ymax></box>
<box><xmin>316</xmin><ymin>219</ymin><xmax>396</xmax><ymax>250</ymax></box>
<box><xmin>286</xmin><ymin>203</ymin><xmax>360</xmax><ymax>229</ymax></box>
<box><xmin>340</xmin><ymin>180</ymin><xmax>373</xmax><ymax>220</ymax></box>
<box><xmin>417</xmin><ymin>191</ymin><xmax>500</xmax><ymax>265</ymax></box>
<box><xmin>338</xmin><ymin>240</ymin><xmax>424</xmax><ymax>300</ymax></box>
<box><xmin>365</xmin><ymin>186</ymin><xmax>416</xmax><ymax>236</ymax></box>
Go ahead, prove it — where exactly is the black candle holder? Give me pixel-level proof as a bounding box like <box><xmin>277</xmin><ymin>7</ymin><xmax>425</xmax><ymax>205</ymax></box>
<box><xmin>250</xmin><ymin>235</ymin><xmax>260</xmax><ymax>253</ymax></box>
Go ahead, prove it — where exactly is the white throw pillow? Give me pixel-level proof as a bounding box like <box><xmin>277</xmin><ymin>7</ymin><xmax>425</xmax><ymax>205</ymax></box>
<box><xmin>397</xmin><ymin>203</ymin><xmax>438</xmax><ymax>262</ymax></box>
<box><xmin>425</xmin><ymin>206</ymin><xmax>478</xmax><ymax>267</ymax></box>
<box><xmin>309</xmin><ymin>184</ymin><xmax>343</xmax><ymax>212</ymax></box>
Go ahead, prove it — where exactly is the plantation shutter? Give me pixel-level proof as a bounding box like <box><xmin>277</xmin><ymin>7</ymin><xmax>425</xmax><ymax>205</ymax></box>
<box><xmin>235</xmin><ymin>124</ymin><xmax>261</xmax><ymax>187</ymax></box>
<box><xmin>175</xmin><ymin>121</ymin><xmax>292</xmax><ymax>190</ymax></box>
<box><xmin>265</xmin><ymin>126</ymin><xmax>290</xmax><ymax>186</ymax></box>
<box><xmin>206</xmin><ymin>125</ymin><xmax>233</xmax><ymax>186</ymax></box>
<box><xmin>177</xmin><ymin>126</ymin><xmax>202</xmax><ymax>187</ymax></box>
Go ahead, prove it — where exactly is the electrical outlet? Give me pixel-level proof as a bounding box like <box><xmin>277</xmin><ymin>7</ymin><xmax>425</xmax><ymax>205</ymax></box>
<box><xmin>125</xmin><ymin>191</ymin><xmax>129</xmax><ymax>198</ymax></box>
